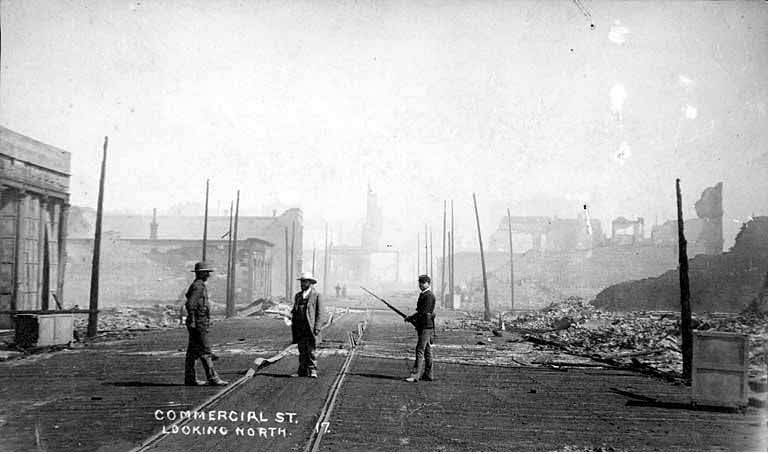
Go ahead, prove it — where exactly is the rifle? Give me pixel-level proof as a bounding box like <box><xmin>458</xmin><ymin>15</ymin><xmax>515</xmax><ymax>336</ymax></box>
<box><xmin>360</xmin><ymin>287</ymin><xmax>412</xmax><ymax>322</ymax></box>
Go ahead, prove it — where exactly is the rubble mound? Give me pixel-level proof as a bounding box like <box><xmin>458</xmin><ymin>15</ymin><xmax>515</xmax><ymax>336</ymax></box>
<box><xmin>73</xmin><ymin>304</ymin><xmax>181</xmax><ymax>333</ymax></box>
<box><xmin>500</xmin><ymin>298</ymin><xmax>767</xmax><ymax>383</ymax></box>
<box><xmin>440</xmin><ymin>298</ymin><xmax>768</xmax><ymax>386</ymax></box>
<box><xmin>593</xmin><ymin>216</ymin><xmax>768</xmax><ymax>313</ymax></box>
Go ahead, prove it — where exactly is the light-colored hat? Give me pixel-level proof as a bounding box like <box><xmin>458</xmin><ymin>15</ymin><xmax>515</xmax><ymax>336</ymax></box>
<box><xmin>191</xmin><ymin>261</ymin><xmax>214</xmax><ymax>272</ymax></box>
<box><xmin>297</xmin><ymin>271</ymin><xmax>317</xmax><ymax>284</ymax></box>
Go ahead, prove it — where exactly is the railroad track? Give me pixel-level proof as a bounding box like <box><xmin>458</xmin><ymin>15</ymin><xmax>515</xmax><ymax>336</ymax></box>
<box><xmin>133</xmin><ymin>310</ymin><xmax>367</xmax><ymax>452</ymax></box>
<box><xmin>305</xmin><ymin>319</ymin><xmax>367</xmax><ymax>452</ymax></box>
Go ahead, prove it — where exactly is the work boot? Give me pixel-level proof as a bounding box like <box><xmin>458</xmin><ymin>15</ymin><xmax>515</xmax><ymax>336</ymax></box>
<box><xmin>208</xmin><ymin>377</ymin><xmax>229</xmax><ymax>386</ymax></box>
<box><xmin>309</xmin><ymin>371</ymin><xmax>318</xmax><ymax>379</ymax></box>
<box><xmin>404</xmin><ymin>375</ymin><xmax>419</xmax><ymax>383</ymax></box>
<box><xmin>185</xmin><ymin>379</ymin><xmax>207</xmax><ymax>386</ymax></box>
<box><xmin>420</xmin><ymin>374</ymin><xmax>433</xmax><ymax>381</ymax></box>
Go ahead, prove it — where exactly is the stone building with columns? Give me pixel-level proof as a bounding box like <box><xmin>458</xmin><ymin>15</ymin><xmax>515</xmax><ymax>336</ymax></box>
<box><xmin>0</xmin><ymin>126</ymin><xmax>71</xmax><ymax>328</ymax></box>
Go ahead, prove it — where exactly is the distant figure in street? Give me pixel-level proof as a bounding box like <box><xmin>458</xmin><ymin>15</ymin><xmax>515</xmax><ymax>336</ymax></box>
<box><xmin>341</xmin><ymin>283</ymin><xmax>347</xmax><ymax>298</ymax></box>
<box><xmin>335</xmin><ymin>282</ymin><xmax>342</xmax><ymax>297</ymax></box>
<box><xmin>404</xmin><ymin>274</ymin><xmax>436</xmax><ymax>382</ymax></box>
<box><xmin>184</xmin><ymin>262</ymin><xmax>228</xmax><ymax>386</ymax></box>
<box><xmin>291</xmin><ymin>272</ymin><xmax>326</xmax><ymax>378</ymax></box>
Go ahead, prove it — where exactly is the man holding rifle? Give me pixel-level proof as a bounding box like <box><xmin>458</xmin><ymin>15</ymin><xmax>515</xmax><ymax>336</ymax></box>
<box><xmin>404</xmin><ymin>274</ymin><xmax>436</xmax><ymax>382</ymax></box>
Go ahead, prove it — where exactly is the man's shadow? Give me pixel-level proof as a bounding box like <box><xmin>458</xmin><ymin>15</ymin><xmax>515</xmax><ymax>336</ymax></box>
<box><xmin>104</xmin><ymin>381</ymin><xmax>187</xmax><ymax>387</ymax></box>
<box><xmin>350</xmin><ymin>372</ymin><xmax>403</xmax><ymax>381</ymax></box>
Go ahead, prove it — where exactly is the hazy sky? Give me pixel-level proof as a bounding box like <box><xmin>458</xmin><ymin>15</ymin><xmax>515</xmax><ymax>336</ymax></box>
<box><xmin>1</xmin><ymin>0</ymin><xmax>766</xmax><ymax>249</ymax></box>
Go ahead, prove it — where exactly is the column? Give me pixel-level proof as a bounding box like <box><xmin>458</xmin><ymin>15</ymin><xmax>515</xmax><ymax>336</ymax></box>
<box><xmin>12</xmin><ymin>190</ymin><xmax>26</xmax><ymax>311</ymax></box>
<box><xmin>39</xmin><ymin>196</ymin><xmax>48</xmax><ymax>310</ymax></box>
<box><xmin>57</xmin><ymin>202</ymin><xmax>69</xmax><ymax>306</ymax></box>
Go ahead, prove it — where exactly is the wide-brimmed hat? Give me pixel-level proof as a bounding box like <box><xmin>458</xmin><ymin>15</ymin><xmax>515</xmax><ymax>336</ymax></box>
<box><xmin>191</xmin><ymin>261</ymin><xmax>214</xmax><ymax>273</ymax></box>
<box><xmin>297</xmin><ymin>271</ymin><xmax>317</xmax><ymax>284</ymax></box>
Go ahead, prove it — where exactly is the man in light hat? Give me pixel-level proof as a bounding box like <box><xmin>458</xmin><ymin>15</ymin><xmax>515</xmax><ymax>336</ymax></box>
<box><xmin>184</xmin><ymin>261</ymin><xmax>228</xmax><ymax>386</ymax></box>
<box><xmin>404</xmin><ymin>274</ymin><xmax>436</xmax><ymax>382</ymax></box>
<box><xmin>291</xmin><ymin>271</ymin><xmax>326</xmax><ymax>378</ymax></box>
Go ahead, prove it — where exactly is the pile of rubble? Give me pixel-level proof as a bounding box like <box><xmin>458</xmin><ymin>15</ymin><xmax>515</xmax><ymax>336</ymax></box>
<box><xmin>451</xmin><ymin>297</ymin><xmax>767</xmax><ymax>384</ymax></box>
<box><xmin>73</xmin><ymin>304</ymin><xmax>182</xmax><ymax>333</ymax></box>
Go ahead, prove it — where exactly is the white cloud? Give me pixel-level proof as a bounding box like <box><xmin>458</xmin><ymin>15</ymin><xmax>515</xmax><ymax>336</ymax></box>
<box><xmin>610</xmin><ymin>83</ymin><xmax>627</xmax><ymax>114</ymax></box>
<box><xmin>678</xmin><ymin>74</ymin><xmax>694</xmax><ymax>87</ymax></box>
<box><xmin>608</xmin><ymin>21</ymin><xmax>630</xmax><ymax>45</ymax></box>
<box><xmin>684</xmin><ymin>104</ymin><xmax>698</xmax><ymax>119</ymax></box>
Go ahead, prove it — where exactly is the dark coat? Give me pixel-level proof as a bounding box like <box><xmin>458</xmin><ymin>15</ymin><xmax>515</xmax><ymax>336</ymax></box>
<box><xmin>291</xmin><ymin>288</ymin><xmax>325</xmax><ymax>344</ymax></box>
<box><xmin>410</xmin><ymin>289</ymin><xmax>436</xmax><ymax>330</ymax></box>
<box><xmin>185</xmin><ymin>279</ymin><xmax>211</xmax><ymax>331</ymax></box>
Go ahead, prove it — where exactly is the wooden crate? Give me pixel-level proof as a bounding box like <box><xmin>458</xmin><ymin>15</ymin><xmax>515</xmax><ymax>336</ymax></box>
<box><xmin>692</xmin><ymin>330</ymin><xmax>749</xmax><ymax>408</ymax></box>
<box><xmin>14</xmin><ymin>313</ymin><xmax>74</xmax><ymax>348</ymax></box>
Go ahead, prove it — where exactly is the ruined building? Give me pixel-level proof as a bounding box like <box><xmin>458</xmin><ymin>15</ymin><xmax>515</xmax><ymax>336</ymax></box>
<box><xmin>651</xmin><ymin>182</ymin><xmax>723</xmax><ymax>256</ymax></box>
<box><xmin>324</xmin><ymin>186</ymin><xmax>399</xmax><ymax>286</ymax></box>
<box><xmin>594</xmin><ymin>215</ymin><xmax>767</xmax><ymax>313</ymax></box>
<box><xmin>66</xmin><ymin>208</ymin><xmax>300</xmax><ymax>306</ymax></box>
<box><xmin>0</xmin><ymin>126</ymin><xmax>71</xmax><ymax>328</ymax></box>
<box><xmin>488</xmin><ymin>214</ymin><xmax>604</xmax><ymax>253</ymax></box>
<box><xmin>611</xmin><ymin>217</ymin><xmax>644</xmax><ymax>245</ymax></box>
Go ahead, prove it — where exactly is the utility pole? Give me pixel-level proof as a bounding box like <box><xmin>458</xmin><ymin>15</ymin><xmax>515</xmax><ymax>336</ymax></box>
<box><xmin>676</xmin><ymin>179</ymin><xmax>693</xmax><ymax>381</ymax></box>
<box><xmin>473</xmin><ymin>193</ymin><xmax>491</xmax><ymax>321</ymax></box>
<box><xmin>202</xmin><ymin>179</ymin><xmax>209</xmax><ymax>261</ymax></box>
<box><xmin>429</xmin><ymin>227</ymin><xmax>434</xmax><ymax>280</ymax></box>
<box><xmin>507</xmin><ymin>208</ymin><xmax>514</xmax><ymax>311</ymax></box>
<box><xmin>323</xmin><ymin>223</ymin><xmax>329</xmax><ymax>295</ymax></box>
<box><xmin>417</xmin><ymin>233</ymin><xmax>420</xmax><ymax>275</ymax></box>
<box><xmin>424</xmin><ymin>224</ymin><xmax>428</xmax><ymax>276</ymax></box>
<box><xmin>450</xmin><ymin>199</ymin><xmax>455</xmax><ymax>310</ymax></box>
<box><xmin>227</xmin><ymin>190</ymin><xmax>239</xmax><ymax>318</ymax></box>
<box><xmin>225</xmin><ymin>200</ymin><xmax>233</xmax><ymax>313</ymax></box>
<box><xmin>312</xmin><ymin>244</ymin><xmax>316</xmax><ymax>275</ymax></box>
<box><xmin>285</xmin><ymin>227</ymin><xmax>290</xmax><ymax>301</ymax></box>
<box><xmin>290</xmin><ymin>220</ymin><xmax>296</xmax><ymax>297</ymax></box>
<box><xmin>441</xmin><ymin>200</ymin><xmax>447</xmax><ymax>307</ymax></box>
<box><xmin>87</xmin><ymin>136</ymin><xmax>108</xmax><ymax>338</ymax></box>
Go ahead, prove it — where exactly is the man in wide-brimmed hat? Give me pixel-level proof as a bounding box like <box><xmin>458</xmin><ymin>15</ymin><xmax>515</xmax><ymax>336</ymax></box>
<box><xmin>184</xmin><ymin>261</ymin><xmax>228</xmax><ymax>386</ymax></box>
<box><xmin>290</xmin><ymin>271</ymin><xmax>326</xmax><ymax>378</ymax></box>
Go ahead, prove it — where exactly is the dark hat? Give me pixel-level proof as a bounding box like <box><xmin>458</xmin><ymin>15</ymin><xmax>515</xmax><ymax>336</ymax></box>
<box><xmin>191</xmin><ymin>261</ymin><xmax>214</xmax><ymax>273</ymax></box>
<box><xmin>418</xmin><ymin>274</ymin><xmax>431</xmax><ymax>284</ymax></box>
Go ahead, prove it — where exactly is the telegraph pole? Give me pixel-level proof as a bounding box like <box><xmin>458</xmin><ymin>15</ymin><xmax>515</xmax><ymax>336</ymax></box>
<box><xmin>417</xmin><ymin>233</ymin><xmax>420</xmax><ymax>275</ymax></box>
<box><xmin>225</xmin><ymin>200</ymin><xmax>233</xmax><ymax>312</ymax></box>
<box><xmin>312</xmin><ymin>244</ymin><xmax>316</xmax><ymax>275</ymax></box>
<box><xmin>285</xmin><ymin>227</ymin><xmax>290</xmax><ymax>300</ymax></box>
<box><xmin>424</xmin><ymin>224</ymin><xmax>428</xmax><ymax>276</ymax></box>
<box><xmin>290</xmin><ymin>220</ymin><xmax>296</xmax><ymax>297</ymax></box>
<box><xmin>449</xmin><ymin>199</ymin><xmax>455</xmax><ymax>310</ymax></box>
<box><xmin>87</xmin><ymin>136</ymin><xmax>108</xmax><ymax>338</ymax></box>
<box><xmin>227</xmin><ymin>190</ymin><xmax>239</xmax><ymax>318</ymax></box>
<box><xmin>202</xmin><ymin>179</ymin><xmax>209</xmax><ymax>261</ymax></box>
<box><xmin>429</xmin><ymin>227</ymin><xmax>434</xmax><ymax>280</ymax></box>
<box><xmin>676</xmin><ymin>179</ymin><xmax>693</xmax><ymax>381</ymax></box>
<box><xmin>507</xmin><ymin>208</ymin><xmax>514</xmax><ymax>311</ymax></box>
<box><xmin>473</xmin><ymin>193</ymin><xmax>491</xmax><ymax>321</ymax></box>
<box><xmin>441</xmin><ymin>200</ymin><xmax>447</xmax><ymax>307</ymax></box>
<box><xmin>323</xmin><ymin>223</ymin><xmax>329</xmax><ymax>295</ymax></box>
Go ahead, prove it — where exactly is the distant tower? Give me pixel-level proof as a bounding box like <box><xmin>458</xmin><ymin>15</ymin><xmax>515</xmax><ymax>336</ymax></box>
<box><xmin>149</xmin><ymin>208</ymin><xmax>158</xmax><ymax>240</ymax></box>
<box><xmin>361</xmin><ymin>185</ymin><xmax>383</xmax><ymax>251</ymax></box>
